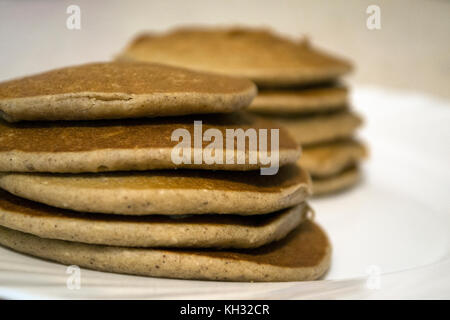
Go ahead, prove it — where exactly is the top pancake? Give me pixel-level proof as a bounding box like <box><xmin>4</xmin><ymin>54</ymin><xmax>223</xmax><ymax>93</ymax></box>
<box><xmin>0</xmin><ymin>62</ymin><xmax>256</xmax><ymax>122</ymax></box>
<box><xmin>118</xmin><ymin>27</ymin><xmax>353</xmax><ymax>87</ymax></box>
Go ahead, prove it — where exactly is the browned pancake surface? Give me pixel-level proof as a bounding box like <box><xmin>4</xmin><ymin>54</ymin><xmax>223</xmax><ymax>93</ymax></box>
<box><xmin>171</xmin><ymin>220</ymin><xmax>327</xmax><ymax>268</ymax></box>
<box><xmin>0</xmin><ymin>62</ymin><xmax>254</xmax><ymax>99</ymax></box>
<box><xmin>119</xmin><ymin>27</ymin><xmax>352</xmax><ymax>86</ymax></box>
<box><xmin>0</xmin><ymin>189</ymin><xmax>288</xmax><ymax>227</ymax></box>
<box><xmin>0</xmin><ymin>113</ymin><xmax>296</xmax><ymax>153</ymax></box>
<box><xmin>0</xmin><ymin>163</ymin><xmax>308</xmax><ymax>193</ymax></box>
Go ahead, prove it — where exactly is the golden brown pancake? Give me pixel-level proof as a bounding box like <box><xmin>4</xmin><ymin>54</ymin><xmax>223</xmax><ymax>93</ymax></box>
<box><xmin>0</xmin><ymin>62</ymin><xmax>256</xmax><ymax>122</ymax></box>
<box><xmin>249</xmin><ymin>86</ymin><xmax>348</xmax><ymax>114</ymax></box>
<box><xmin>265</xmin><ymin>110</ymin><xmax>363</xmax><ymax>146</ymax></box>
<box><xmin>118</xmin><ymin>27</ymin><xmax>352</xmax><ymax>87</ymax></box>
<box><xmin>0</xmin><ymin>164</ymin><xmax>311</xmax><ymax>215</ymax></box>
<box><xmin>0</xmin><ymin>189</ymin><xmax>310</xmax><ymax>248</ymax></box>
<box><xmin>0</xmin><ymin>219</ymin><xmax>331</xmax><ymax>281</ymax></box>
<box><xmin>0</xmin><ymin>113</ymin><xmax>300</xmax><ymax>172</ymax></box>
<box><xmin>312</xmin><ymin>166</ymin><xmax>361</xmax><ymax>195</ymax></box>
<box><xmin>300</xmin><ymin>139</ymin><xmax>367</xmax><ymax>177</ymax></box>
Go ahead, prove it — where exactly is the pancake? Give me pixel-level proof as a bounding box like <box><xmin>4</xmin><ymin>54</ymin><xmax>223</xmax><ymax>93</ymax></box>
<box><xmin>266</xmin><ymin>110</ymin><xmax>362</xmax><ymax>146</ymax></box>
<box><xmin>0</xmin><ymin>113</ymin><xmax>300</xmax><ymax>173</ymax></box>
<box><xmin>249</xmin><ymin>86</ymin><xmax>348</xmax><ymax>114</ymax></box>
<box><xmin>0</xmin><ymin>189</ymin><xmax>309</xmax><ymax>248</ymax></box>
<box><xmin>0</xmin><ymin>62</ymin><xmax>256</xmax><ymax>122</ymax></box>
<box><xmin>0</xmin><ymin>220</ymin><xmax>331</xmax><ymax>281</ymax></box>
<box><xmin>117</xmin><ymin>27</ymin><xmax>352</xmax><ymax>87</ymax></box>
<box><xmin>300</xmin><ymin>139</ymin><xmax>367</xmax><ymax>177</ymax></box>
<box><xmin>312</xmin><ymin>166</ymin><xmax>361</xmax><ymax>196</ymax></box>
<box><xmin>0</xmin><ymin>164</ymin><xmax>311</xmax><ymax>215</ymax></box>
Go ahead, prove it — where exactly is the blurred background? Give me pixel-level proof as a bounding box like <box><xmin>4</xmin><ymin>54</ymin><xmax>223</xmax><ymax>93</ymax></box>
<box><xmin>0</xmin><ymin>0</ymin><xmax>449</xmax><ymax>98</ymax></box>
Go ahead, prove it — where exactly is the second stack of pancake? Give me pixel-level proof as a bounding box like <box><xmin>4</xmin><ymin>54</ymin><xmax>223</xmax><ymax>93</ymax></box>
<box><xmin>0</xmin><ymin>61</ymin><xmax>331</xmax><ymax>281</ymax></box>
<box><xmin>118</xmin><ymin>27</ymin><xmax>368</xmax><ymax>195</ymax></box>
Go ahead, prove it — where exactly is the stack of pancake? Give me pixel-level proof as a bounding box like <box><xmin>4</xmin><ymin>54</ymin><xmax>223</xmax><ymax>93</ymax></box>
<box><xmin>118</xmin><ymin>27</ymin><xmax>367</xmax><ymax>195</ymax></box>
<box><xmin>0</xmin><ymin>61</ymin><xmax>331</xmax><ymax>281</ymax></box>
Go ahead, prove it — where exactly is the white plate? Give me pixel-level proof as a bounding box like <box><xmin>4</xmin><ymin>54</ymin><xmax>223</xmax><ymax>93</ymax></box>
<box><xmin>0</xmin><ymin>86</ymin><xmax>449</xmax><ymax>299</ymax></box>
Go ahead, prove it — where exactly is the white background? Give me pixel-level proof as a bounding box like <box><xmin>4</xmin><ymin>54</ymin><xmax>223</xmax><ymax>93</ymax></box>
<box><xmin>0</xmin><ymin>0</ymin><xmax>449</xmax><ymax>98</ymax></box>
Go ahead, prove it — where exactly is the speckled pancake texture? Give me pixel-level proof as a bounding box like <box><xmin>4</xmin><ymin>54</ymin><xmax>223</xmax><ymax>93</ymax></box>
<box><xmin>0</xmin><ymin>220</ymin><xmax>331</xmax><ymax>282</ymax></box>
<box><xmin>0</xmin><ymin>164</ymin><xmax>312</xmax><ymax>215</ymax></box>
<box><xmin>0</xmin><ymin>189</ymin><xmax>310</xmax><ymax>248</ymax></box>
<box><xmin>0</xmin><ymin>62</ymin><xmax>256</xmax><ymax>122</ymax></box>
<box><xmin>0</xmin><ymin>113</ymin><xmax>300</xmax><ymax>172</ymax></box>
